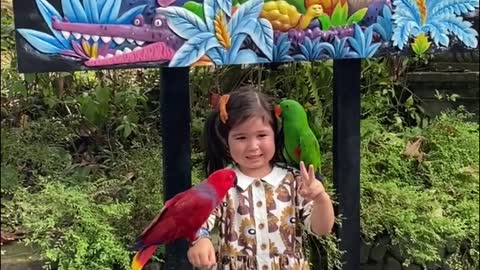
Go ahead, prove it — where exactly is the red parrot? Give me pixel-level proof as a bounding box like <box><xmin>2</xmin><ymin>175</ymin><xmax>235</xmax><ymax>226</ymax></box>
<box><xmin>131</xmin><ymin>168</ymin><xmax>237</xmax><ymax>270</ymax></box>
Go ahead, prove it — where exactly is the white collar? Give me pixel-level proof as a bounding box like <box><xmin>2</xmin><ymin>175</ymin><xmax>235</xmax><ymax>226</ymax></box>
<box><xmin>232</xmin><ymin>165</ymin><xmax>288</xmax><ymax>191</ymax></box>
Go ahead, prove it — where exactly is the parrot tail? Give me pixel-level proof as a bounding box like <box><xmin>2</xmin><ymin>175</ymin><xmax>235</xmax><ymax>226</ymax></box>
<box><xmin>131</xmin><ymin>245</ymin><xmax>158</xmax><ymax>270</ymax></box>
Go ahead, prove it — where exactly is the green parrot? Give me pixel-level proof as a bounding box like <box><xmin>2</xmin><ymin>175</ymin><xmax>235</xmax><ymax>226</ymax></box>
<box><xmin>275</xmin><ymin>99</ymin><xmax>322</xmax><ymax>176</ymax></box>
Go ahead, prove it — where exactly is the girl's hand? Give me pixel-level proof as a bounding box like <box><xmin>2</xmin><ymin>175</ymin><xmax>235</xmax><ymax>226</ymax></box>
<box><xmin>187</xmin><ymin>238</ymin><xmax>216</xmax><ymax>268</ymax></box>
<box><xmin>298</xmin><ymin>161</ymin><xmax>326</xmax><ymax>202</ymax></box>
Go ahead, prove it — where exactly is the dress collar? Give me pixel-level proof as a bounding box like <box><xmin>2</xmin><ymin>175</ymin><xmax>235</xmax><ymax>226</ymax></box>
<box><xmin>233</xmin><ymin>165</ymin><xmax>288</xmax><ymax>191</ymax></box>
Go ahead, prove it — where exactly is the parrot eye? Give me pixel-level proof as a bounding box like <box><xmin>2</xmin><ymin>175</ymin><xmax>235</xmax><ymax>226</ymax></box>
<box><xmin>222</xmin><ymin>202</ymin><xmax>228</xmax><ymax>207</ymax></box>
<box><xmin>289</xmin><ymin>217</ymin><xmax>296</xmax><ymax>224</ymax></box>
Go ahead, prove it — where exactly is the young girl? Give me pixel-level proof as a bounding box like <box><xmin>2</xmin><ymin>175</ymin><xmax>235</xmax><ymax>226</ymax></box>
<box><xmin>187</xmin><ymin>87</ymin><xmax>335</xmax><ymax>270</ymax></box>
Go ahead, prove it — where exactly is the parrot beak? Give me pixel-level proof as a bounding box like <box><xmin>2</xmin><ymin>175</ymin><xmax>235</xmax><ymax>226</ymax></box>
<box><xmin>274</xmin><ymin>105</ymin><xmax>282</xmax><ymax>119</ymax></box>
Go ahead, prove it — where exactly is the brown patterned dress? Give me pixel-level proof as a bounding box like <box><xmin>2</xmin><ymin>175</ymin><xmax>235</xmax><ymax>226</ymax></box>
<box><xmin>204</xmin><ymin>165</ymin><xmax>316</xmax><ymax>270</ymax></box>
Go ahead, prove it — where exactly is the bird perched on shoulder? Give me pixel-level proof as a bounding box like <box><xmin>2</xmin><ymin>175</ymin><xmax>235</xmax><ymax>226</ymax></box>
<box><xmin>275</xmin><ymin>99</ymin><xmax>322</xmax><ymax>178</ymax></box>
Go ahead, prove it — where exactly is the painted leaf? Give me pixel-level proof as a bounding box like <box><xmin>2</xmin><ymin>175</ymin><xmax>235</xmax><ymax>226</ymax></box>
<box><xmin>238</xmin><ymin>19</ymin><xmax>273</xmax><ymax>61</ymax></box>
<box><xmin>204</xmin><ymin>0</ymin><xmax>219</xmax><ymax>32</ymax></box>
<box><xmin>348</xmin><ymin>24</ymin><xmax>365</xmax><ymax>56</ymax></box>
<box><xmin>429</xmin><ymin>21</ymin><xmax>450</xmax><ymax>46</ymax></box>
<box><xmin>318</xmin><ymin>14</ymin><xmax>331</xmax><ymax>30</ymax></box>
<box><xmin>116</xmin><ymin>5</ymin><xmax>147</xmax><ymax>24</ymax></box>
<box><xmin>159</xmin><ymin>7</ymin><xmax>208</xmax><ymax>40</ymax></box>
<box><xmin>216</xmin><ymin>0</ymin><xmax>232</xmax><ymax>17</ymax></box>
<box><xmin>430</xmin><ymin>0</ymin><xmax>479</xmax><ymax>18</ymax></box>
<box><xmin>286</xmin><ymin>0</ymin><xmax>306</xmax><ymax>14</ymax></box>
<box><xmin>17</xmin><ymin>29</ymin><xmax>64</xmax><ymax>54</ymax></box>
<box><xmin>227</xmin><ymin>33</ymin><xmax>248</xmax><ymax>62</ymax></box>
<box><xmin>392</xmin><ymin>0</ymin><xmax>421</xmax><ymax>24</ymax></box>
<box><xmin>107</xmin><ymin>0</ymin><xmax>122</xmax><ymax>23</ymax></box>
<box><xmin>100</xmin><ymin>0</ymin><xmax>114</xmax><ymax>23</ymax></box>
<box><xmin>229</xmin><ymin>0</ymin><xmax>264</xmax><ymax>36</ymax></box>
<box><xmin>68</xmin><ymin>0</ymin><xmax>88</xmax><ymax>22</ymax></box>
<box><xmin>273</xmin><ymin>33</ymin><xmax>293</xmax><ymax>62</ymax></box>
<box><xmin>35</xmin><ymin>0</ymin><xmax>70</xmax><ymax>48</ymax></box>
<box><xmin>331</xmin><ymin>3</ymin><xmax>345</xmax><ymax>26</ymax></box>
<box><xmin>443</xmin><ymin>17</ymin><xmax>478</xmax><ymax>48</ymax></box>
<box><xmin>84</xmin><ymin>0</ymin><xmax>100</xmax><ymax>23</ymax></box>
<box><xmin>169</xmin><ymin>32</ymin><xmax>220</xmax><ymax>67</ymax></box>
<box><xmin>392</xmin><ymin>21</ymin><xmax>419</xmax><ymax>49</ymax></box>
<box><xmin>61</xmin><ymin>0</ymin><xmax>78</xmax><ymax>22</ymax></box>
<box><xmin>184</xmin><ymin>1</ymin><xmax>205</xmax><ymax>20</ymax></box>
<box><xmin>233</xmin><ymin>49</ymin><xmax>258</xmax><ymax>64</ymax></box>
<box><xmin>97</xmin><ymin>0</ymin><xmax>107</xmax><ymax>12</ymax></box>
<box><xmin>207</xmin><ymin>47</ymin><xmax>227</xmax><ymax>64</ymax></box>
<box><xmin>346</xmin><ymin>8</ymin><xmax>367</xmax><ymax>25</ymax></box>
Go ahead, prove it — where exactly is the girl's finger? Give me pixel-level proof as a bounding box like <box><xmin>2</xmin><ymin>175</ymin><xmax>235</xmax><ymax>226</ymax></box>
<box><xmin>309</xmin><ymin>165</ymin><xmax>315</xmax><ymax>182</ymax></box>
<box><xmin>208</xmin><ymin>249</ymin><xmax>217</xmax><ymax>267</ymax></box>
<box><xmin>300</xmin><ymin>161</ymin><xmax>310</xmax><ymax>185</ymax></box>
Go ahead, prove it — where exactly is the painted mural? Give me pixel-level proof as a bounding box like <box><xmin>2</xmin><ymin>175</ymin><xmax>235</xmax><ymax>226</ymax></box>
<box><xmin>13</xmin><ymin>0</ymin><xmax>479</xmax><ymax>71</ymax></box>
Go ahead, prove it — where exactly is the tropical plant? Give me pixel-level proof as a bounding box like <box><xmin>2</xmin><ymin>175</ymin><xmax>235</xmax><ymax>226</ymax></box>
<box><xmin>293</xmin><ymin>36</ymin><xmax>336</xmax><ymax>61</ymax></box>
<box><xmin>317</xmin><ymin>2</ymin><xmax>368</xmax><ymax>31</ymax></box>
<box><xmin>321</xmin><ymin>36</ymin><xmax>357</xmax><ymax>59</ymax></box>
<box><xmin>16</xmin><ymin>0</ymin><xmax>146</xmax><ymax>57</ymax></box>
<box><xmin>158</xmin><ymin>0</ymin><xmax>273</xmax><ymax>66</ymax></box>
<box><xmin>391</xmin><ymin>0</ymin><xmax>479</xmax><ymax>50</ymax></box>
<box><xmin>272</xmin><ymin>33</ymin><xmax>294</xmax><ymax>62</ymax></box>
<box><xmin>372</xmin><ymin>5</ymin><xmax>394</xmax><ymax>42</ymax></box>
<box><xmin>411</xmin><ymin>33</ymin><xmax>431</xmax><ymax>55</ymax></box>
<box><xmin>347</xmin><ymin>24</ymin><xmax>382</xmax><ymax>58</ymax></box>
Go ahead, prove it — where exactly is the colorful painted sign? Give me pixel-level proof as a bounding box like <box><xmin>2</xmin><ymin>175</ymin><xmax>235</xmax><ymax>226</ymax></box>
<box><xmin>13</xmin><ymin>0</ymin><xmax>479</xmax><ymax>72</ymax></box>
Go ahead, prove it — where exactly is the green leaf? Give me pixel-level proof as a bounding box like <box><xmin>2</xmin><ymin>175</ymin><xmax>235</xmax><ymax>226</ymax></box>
<box><xmin>127</xmin><ymin>111</ymin><xmax>139</xmax><ymax>124</ymax></box>
<box><xmin>123</xmin><ymin>125</ymin><xmax>132</xmax><ymax>138</ymax></box>
<box><xmin>318</xmin><ymin>14</ymin><xmax>332</xmax><ymax>30</ymax></box>
<box><xmin>331</xmin><ymin>2</ymin><xmax>346</xmax><ymax>27</ymax></box>
<box><xmin>183</xmin><ymin>1</ymin><xmax>205</xmax><ymax>20</ymax></box>
<box><xmin>347</xmin><ymin>8</ymin><xmax>368</xmax><ymax>25</ymax></box>
<box><xmin>24</xmin><ymin>73</ymin><xmax>36</xmax><ymax>84</ymax></box>
<box><xmin>94</xmin><ymin>86</ymin><xmax>111</xmax><ymax>105</ymax></box>
<box><xmin>286</xmin><ymin>0</ymin><xmax>305</xmax><ymax>14</ymax></box>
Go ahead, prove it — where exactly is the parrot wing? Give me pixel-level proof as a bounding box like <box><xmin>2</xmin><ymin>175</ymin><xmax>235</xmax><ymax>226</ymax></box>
<box><xmin>299</xmin><ymin>129</ymin><xmax>321</xmax><ymax>173</ymax></box>
<box><xmin>135</xmin><ymin>187</ymin><xmax>216</xmax><ymax>247</ymax></box>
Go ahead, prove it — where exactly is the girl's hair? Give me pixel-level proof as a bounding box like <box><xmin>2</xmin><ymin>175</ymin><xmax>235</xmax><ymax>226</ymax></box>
<box><xmin>201</xmin><ymin>86</ymin><xmax>284</xmax><ymax>175</ymax></box>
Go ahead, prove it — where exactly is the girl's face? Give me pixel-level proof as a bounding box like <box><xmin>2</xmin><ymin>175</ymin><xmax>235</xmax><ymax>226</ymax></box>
<box><xmin>227</xmin><ymin>116</ymin><xmax>275</xmax><ymax>178</ymax></box>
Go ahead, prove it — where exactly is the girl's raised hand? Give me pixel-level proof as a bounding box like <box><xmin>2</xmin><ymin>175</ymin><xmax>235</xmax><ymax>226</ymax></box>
<box><xmin>298</xmin><ymin>161</ymin><xmax>326</xmax><ymax>201</ymax></box>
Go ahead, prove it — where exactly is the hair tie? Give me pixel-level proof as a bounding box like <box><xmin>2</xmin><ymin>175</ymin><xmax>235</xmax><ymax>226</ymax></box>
<box><xmin>219</xmin><ymin>94</ymin><xmax>230</xmax><ymax>124</ymax></box>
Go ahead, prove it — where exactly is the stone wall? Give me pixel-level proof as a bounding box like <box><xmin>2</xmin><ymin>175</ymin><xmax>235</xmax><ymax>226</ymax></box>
<box><xmin>360</xmin><ymin>236</ymin><xmax>458</xmax><ymax>270</ymax></box>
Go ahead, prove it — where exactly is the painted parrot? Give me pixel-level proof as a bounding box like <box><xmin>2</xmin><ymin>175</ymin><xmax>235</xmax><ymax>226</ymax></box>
<box><xmin>131</xmin><ymin>168</ymin><xmax>237</xmax><ymax>270</ymax></box>
<box><xmin>275</xmin><ymin>99</ymin><xmax>322</xmax><ymax>176</ymax></box>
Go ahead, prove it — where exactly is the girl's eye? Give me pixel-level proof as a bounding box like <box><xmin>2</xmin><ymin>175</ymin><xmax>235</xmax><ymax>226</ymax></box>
<box><xmin>235</xmin><ymin>136</ymin><xmax>246</xmax><ymax>140</ymax></box>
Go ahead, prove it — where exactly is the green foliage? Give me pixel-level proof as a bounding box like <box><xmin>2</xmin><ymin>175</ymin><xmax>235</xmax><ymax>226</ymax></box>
<box><xmin>360</xmin><ymin>112</ymin><xmax>479</xmax><ymax>267</ymax></box>
<box><xmin>13</xmin><ymin>178</ymin><xmax>132</xmax><ymax>270</ymax></box>
<box><xmin>318</xmin><ymin>3</ymin><xmax>367</xmax><ymax>30</ymax></box>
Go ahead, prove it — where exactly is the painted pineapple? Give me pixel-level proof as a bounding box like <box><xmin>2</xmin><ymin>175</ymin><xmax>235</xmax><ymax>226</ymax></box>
<box><xmin>260</xmin><ymin>1</ymin><xmax>324</xmax><ymax>32</ymax></box>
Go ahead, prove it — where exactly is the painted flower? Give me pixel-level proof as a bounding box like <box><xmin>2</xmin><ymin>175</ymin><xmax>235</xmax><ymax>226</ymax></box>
<box><xmin>157</xmin><ymin>0</ymin><xmax>274</xmax><ymax>66</ymax></box>
<box><xmin>391</xmin><ymin>0</ymin><xmax>479</xmax><ymax>49</ymax></box>
<box><xmin>280</xmin><ymin>206</ymin><xmax>296</xmax><ymax>235</ymax></box>
<box><xmin>221</xmin><ymin>242</ymin><xmax>241</xmax><ymax>256</ymax></box>
<box><xmin>239</xmin><ymin>217</ymin><xmax>257</xmax><ymax>246</ymax></box>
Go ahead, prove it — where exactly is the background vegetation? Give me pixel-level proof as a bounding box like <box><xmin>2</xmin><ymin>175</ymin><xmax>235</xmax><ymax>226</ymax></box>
<box><xmin>1</xmin><ymin>1</ymin><xmax>478</xmax><ymax>270</ymax></box>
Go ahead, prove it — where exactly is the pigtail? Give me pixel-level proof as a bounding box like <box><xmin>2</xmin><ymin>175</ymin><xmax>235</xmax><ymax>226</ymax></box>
<box><xmin>201</xmin><ymin>111</ymin><xmax>229</xmax><ymax>176</ymax></box>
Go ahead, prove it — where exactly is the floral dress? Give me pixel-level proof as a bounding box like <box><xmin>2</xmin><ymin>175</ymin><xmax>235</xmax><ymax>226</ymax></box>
<box><xmin>204</xmin><ymin>164</ymin><xmax>316</xmax><ymax>270</ymax></box>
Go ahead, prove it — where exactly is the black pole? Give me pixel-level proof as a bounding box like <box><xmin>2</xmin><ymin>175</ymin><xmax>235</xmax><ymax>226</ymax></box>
<box><xmin>332</xmin><ymin>59</ymin><xmax>361</xmax><ymax>270</ymax></box>
<box><xmin>160</xmin><ymin>67</ymin><xmax>192</xmax><ymax>270</ymax></box>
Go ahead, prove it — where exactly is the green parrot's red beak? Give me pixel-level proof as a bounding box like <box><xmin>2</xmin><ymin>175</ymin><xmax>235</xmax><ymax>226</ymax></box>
<box><xmin>274</xmin><ymin>105</ymin><xmax>282</xmax><ymax>119</ymax></box>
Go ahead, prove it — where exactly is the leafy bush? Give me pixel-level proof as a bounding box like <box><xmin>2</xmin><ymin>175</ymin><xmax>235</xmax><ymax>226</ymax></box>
<box><xmin>360</xmin><ymin>111</ymin><xmax>479</xmax><ymax>267</ymax></box>
<box><xmin>13</xmin><ymin>178</ymin><xmax>132</xmax><ymax>270</ymax></box>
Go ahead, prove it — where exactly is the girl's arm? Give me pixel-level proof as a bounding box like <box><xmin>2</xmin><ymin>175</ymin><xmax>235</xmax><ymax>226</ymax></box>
<box><xmin>309</xmin><ymin>191</ymin><xmax>335</xmax><ymax>236</ymax></box>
